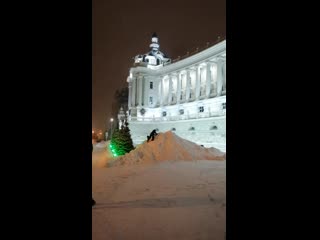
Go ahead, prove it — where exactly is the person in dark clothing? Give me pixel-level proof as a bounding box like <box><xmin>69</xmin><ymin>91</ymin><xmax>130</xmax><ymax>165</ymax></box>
<box><xmin>92</xmin><ymin>144</ymin><xmax>96</xmax><ymax>207</ymax></box>
<box><xmin>147</xmin><ymin>129</ymin><xmax>158</xmax><ymax>142</ymax></box>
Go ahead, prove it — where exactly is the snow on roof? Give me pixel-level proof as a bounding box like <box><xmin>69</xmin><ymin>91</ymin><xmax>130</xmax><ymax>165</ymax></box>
<box><xmin>108</xmin><ymin>131</ymin><xmax>225</xmax><ymax>167</ymax></box>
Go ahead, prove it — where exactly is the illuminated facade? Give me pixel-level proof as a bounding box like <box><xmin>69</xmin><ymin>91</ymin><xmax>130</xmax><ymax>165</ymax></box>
<box><xmin>126</xmin><ymin>33</ymin><xmax>226</xmax><ymax>152</ymax></box>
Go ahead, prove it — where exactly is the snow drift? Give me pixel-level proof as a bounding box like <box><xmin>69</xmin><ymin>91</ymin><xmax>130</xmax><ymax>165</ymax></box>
<box><xmin>108</xmin><ymin>131</ymin><xmax>225</xmax><ymax>167</ymax></box>
<box><xmin>95</xmin><ymin>141</ymin><xmax>108</xmax><ymax>149</ymax></box>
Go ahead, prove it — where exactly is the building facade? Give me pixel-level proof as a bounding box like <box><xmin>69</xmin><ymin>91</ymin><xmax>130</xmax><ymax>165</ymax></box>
<box><xmin>126</xmin><ymin>33</ymin><xmax>226</xmax><ymax>152</ymax></box>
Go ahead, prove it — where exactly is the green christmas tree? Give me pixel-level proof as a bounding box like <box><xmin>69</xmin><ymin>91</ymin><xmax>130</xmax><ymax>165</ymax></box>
<box><xmin>110</xmin><ymin>128</ymin><xmax>121</xmax><ymax>156</ymax></box>
<box><xmin>110</xmin><ymin>118</ymin><xmax>134</xmax><ymax>157</ymax></box>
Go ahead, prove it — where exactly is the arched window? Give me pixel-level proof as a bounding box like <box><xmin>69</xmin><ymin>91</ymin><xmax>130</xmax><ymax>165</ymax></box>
<box><xmin>210</xmin><ymin>126</ymin><xmax>218</xmax><ymax>130</ymax></box>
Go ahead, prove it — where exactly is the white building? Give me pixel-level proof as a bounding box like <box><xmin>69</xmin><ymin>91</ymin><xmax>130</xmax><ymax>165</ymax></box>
<box><xmin>126</xmin><ymin>33</ymin><xmax>226</xmax><ymax>152</ymax></box>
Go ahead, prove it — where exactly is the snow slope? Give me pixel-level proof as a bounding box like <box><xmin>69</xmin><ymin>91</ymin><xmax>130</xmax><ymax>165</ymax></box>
<box><xmin>109</xmin><ymin>131</ymin><xmax>226</xmax><ymax>167</ymax></box>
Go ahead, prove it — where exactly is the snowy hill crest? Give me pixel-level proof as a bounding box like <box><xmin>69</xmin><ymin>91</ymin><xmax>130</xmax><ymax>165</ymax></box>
<box><xmin>108</xmin><ymin>131</ymin><xmax>225</xmax><ymax>167</ymax></box>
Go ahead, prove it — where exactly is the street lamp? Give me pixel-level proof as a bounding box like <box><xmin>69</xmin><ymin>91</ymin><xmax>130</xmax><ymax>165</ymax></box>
<box><xmin>110</xmin><ymin>118</ymin><xmax>114</xmax><ymax>138</ymax></box>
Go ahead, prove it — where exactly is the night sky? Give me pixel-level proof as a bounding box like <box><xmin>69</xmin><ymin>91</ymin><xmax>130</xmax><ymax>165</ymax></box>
<box><xmin>93</xmin><ymin>0</ymin><xmax>226</xmax><ymax>131</ymax></box>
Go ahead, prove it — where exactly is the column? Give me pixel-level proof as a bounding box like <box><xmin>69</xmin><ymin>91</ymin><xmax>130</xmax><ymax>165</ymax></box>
<box><xmin>144</xmin><ymin>77</ymin><xmax>149</xmax><ymax>107</ymax></box>
<box><xmin>156</xmin><ymin>77</ymin><xmax>161</xmax><ymax>106</ymax></box>
<box><xmin>128</xmin><ymin>81</ymin><xmax>132</xmax><ymax>107</ymax></box>
<box><xmin>176</xmin><ymin>71</ymin><xmax>181</xmax><ymax>104</ymax></box>
<box><xmin>160</xmin><ymin>77</ymin><xmax>164</xmax><ymax>106</ymax></box>
<box><xmin>185</xmin><ymin>69</ymin><xmax>190</xmax><ymax>102</ymax></box>
<box><xmin>132</xmin><ymin>77</ymin><xmax>136</xmax><ymax>107</ymax></box>
<box><xmin>205</xmin><ymin>62</ymin><xmax>212</xmax><ymax>98</ymax></box>
<box><xmin>168</xmin><ymin>75</ymin><xmax>172</xmax><ymax>105</ymax></box>
<box><xmin>216</xmin><ymin>59</ymin><xmax>223</xmax><ymax>97</ymax></box>
<box><xmin>138</xmin><ymin>76</ymin><xmax>143</xmax><ymax>106</ymax></box>
<box><xmin>222</xmin><ymin>61</ymin><xmax>226</xmax><ymax>92</ymax></box>
<box><xmin>195</xmin><ymin>65</ymin><xmax>200</xmax><ymax>100</ymax></box>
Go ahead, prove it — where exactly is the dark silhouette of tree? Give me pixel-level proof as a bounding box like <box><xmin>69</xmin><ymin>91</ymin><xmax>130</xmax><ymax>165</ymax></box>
<box><xmin>111</xmin><ymin>87</ymin><xmax>128</xmax><ymax>118</ymax></box>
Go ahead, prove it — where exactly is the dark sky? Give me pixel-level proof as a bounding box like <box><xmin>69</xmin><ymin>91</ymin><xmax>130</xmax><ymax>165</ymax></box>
<box><xmin>93</xmin><ymin>0</ymin><xmax>226</xmax><ymax>131</ymax></box>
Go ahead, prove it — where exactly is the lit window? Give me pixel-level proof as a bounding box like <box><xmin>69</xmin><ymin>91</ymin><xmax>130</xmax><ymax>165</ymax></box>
<box><xmin>199</xmin><ymin>106</ymin><xmax>204</xmax><ymax>112</ymax></box>
<box><xmin>150</xmin><ymin>82</ymin><xmax>153</xmax><ymax>89</ymax></box>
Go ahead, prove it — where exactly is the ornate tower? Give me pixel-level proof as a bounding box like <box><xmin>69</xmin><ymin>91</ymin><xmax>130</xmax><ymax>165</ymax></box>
<box><xmin>150</xmin><ymin>32</ymin><xmax>160</xmax><ymax>53</ymax></box>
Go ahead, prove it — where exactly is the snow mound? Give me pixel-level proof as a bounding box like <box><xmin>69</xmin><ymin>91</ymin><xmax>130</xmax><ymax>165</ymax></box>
<box><xmin>95</xmin><ymin>141</ymin><xmax>108</xmax><ymax>148</ymax></box>
<box><xmin>108</xmin><ymin>131</ymin><xmax>225</xmax><ymax>167</ymax></box>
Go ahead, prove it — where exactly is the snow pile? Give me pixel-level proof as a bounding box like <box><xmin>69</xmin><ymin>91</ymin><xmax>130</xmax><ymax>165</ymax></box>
<box><xmin>108</xmin><ymin>131</ymin><xmax>225</xmax><ymax>167</ymax></box>
<box><xmin>95</xmin><ymin>141</ymin><xmax>108</xmax><ymax>149</ymax></box>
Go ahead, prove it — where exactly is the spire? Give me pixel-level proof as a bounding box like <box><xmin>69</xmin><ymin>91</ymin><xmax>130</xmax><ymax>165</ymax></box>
<box><xmin>150</xmin><ymin>32</ymin><xmax>159</xmax><ymax>52</ymax></box>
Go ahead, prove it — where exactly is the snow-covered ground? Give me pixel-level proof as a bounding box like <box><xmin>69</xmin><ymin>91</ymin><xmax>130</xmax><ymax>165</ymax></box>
<box><xmin>92</xmin><ymin>132</ymin><xmax>226</xmax><ymax>240</ymax></box>
<box><xmin>92</xmin><ymin>141</ymin><xmax>111</xmax><ymax>168</ymax></box>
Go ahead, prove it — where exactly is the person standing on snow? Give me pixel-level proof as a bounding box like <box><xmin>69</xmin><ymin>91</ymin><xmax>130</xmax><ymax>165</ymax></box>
<box><xmin>147</xmin><ymin>129</ymin><xmax>158</xmax><ymax>142</ymax></box>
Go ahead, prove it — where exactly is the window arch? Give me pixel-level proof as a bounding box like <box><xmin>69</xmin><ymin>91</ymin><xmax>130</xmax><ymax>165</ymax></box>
<box><xmin>210</xmin><ymin>126</ymin><xmax>218</xmax><ymax>130</ymax></box>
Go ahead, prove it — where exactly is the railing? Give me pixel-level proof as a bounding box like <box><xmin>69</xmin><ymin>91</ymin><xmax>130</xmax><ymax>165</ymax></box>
<box><xmin>172</xmin><ymin>37</ymin><xmax>226</xmax><ymax>63</ymax></box>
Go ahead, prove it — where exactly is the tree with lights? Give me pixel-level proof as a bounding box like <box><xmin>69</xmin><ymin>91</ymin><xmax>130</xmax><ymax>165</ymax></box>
<box><xmin>110</xmin><ymin>119</ymin><xmax>134</xmax><ymax>157</ymax></box>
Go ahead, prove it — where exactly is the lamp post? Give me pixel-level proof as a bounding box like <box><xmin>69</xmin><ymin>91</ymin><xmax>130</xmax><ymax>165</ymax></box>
<box><xmin>98</xmin><ymin>131</ymin><xmax>102</xmax><ymax>141</ymax></box>
<box><xmin>110</xmin><ymin>118</ymin><xmax>114</xmax><ymax>138</ymax></box>
<box><xmin>92</xmin><ymin>130</ymin><xmax>95</xmax><ymax>139</ymax></box>
<box><xmin>92</xmin><ymin>130</ymin><xmax>96</xmax><ymax>143</ymax></box>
